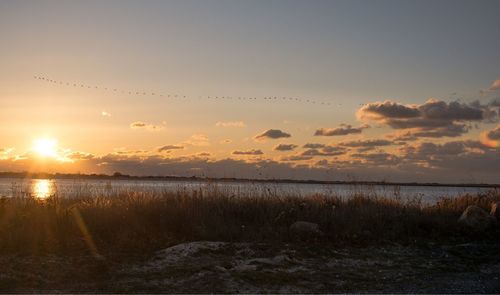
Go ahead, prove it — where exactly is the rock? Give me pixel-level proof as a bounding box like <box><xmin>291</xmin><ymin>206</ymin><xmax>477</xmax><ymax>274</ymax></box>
<box><xmin>458</xmin><ymin>205</ymin><xmax>496</xmax><ymax>231</ymax></box>
<box><xmin>137</xmin><ymin>241</ymin><xmax>227</xmax><ymax>271</ymax></box>
<box><xmin>289</xmin><ymin>221</ymin><xmax>323</xmax><ymax>239</ymax></box>
<box><xmin>490</xmin><ymin>202</ymin><xmax>500</xmax><ymax>220</ymax></box>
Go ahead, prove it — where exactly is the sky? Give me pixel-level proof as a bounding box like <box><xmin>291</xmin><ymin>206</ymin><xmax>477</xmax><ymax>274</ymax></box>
<box><xmin>1</xmin><ymin>0</ymin><xmax>500</xmax><ymax>183</ymax></box>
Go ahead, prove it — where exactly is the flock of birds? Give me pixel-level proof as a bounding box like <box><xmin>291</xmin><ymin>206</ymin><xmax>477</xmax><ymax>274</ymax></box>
<box><xmin>34</xmin><ymin>75</ymin><xmax>338</xmax><ymax>106</ymax></box>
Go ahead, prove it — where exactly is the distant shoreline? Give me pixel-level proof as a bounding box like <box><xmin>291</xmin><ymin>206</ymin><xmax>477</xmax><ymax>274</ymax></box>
<box><xmin>1</xmin><ymin>171</ymin><xmax>499</xmax><ymax>189</ymax></box>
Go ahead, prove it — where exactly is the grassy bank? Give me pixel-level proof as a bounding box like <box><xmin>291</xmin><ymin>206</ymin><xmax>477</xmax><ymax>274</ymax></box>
<box><xmin>0</xmin><ymin>187</ymin><xmax>499</xmax><ymax>257</ymax></box>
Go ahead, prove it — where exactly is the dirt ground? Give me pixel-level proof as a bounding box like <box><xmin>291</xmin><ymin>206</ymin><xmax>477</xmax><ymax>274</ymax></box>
<box><xmin>1</xmin><ymin>241</ymin><xmax>499</xmax><ymax>293</ymax></box>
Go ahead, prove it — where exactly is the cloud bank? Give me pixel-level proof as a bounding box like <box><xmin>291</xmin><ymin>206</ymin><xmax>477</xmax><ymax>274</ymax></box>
<box><xmin>254</xmin><ymin>129</ymin><xmax>291</xmax><ymax>140</ymax></box>
<box><xmin>356</xmin><ymin>99</ymin><xmax>495</xmax><ymax>138</ymax></box>
<box><xmin>232</xmin><ymin>149</ymin><xmax>264</xmax><ymax>155</ymax></box>
<box><xmin>314</xmin><ymin>124</ymin><xmax>369</xmax><ymax>136</ymax></box>
<box><xmin>2</xmin><ymin>141</ymin><xmax>499</xmax><ymax>183</ymax></box>
<box><xmin>158</xmin><ymin>145</ymin><xmax>184</xmax><ymax>152</ymax></box>
<box><xmin>274</xmin><ymin>144</ymin><xmax>298</xmax><ymax>151</ymax></box>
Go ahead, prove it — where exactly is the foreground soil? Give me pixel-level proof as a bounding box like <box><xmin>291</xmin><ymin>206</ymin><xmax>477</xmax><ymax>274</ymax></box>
<box><xmin>1</xmin><ymin>241</ymin><xmax>499</xmax><ymax>293</ymax></box>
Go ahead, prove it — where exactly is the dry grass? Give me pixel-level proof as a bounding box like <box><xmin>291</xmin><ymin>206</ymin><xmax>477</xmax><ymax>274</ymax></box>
<box><xmin>0</xmin><ymin>186</ymin><xmax>499</xmax><ymax>256</ymax></box>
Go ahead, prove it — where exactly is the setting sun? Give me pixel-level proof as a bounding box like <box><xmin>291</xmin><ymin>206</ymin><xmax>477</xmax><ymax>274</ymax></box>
<box><xmin>33</xmin><ymin>138</ymin><xmax>58</xmax><ymax>158</ymax></box>
<box><xmin>1</xmin><ymin>1</ymin><xmax>500</xmax><ymax>293</ymax></box>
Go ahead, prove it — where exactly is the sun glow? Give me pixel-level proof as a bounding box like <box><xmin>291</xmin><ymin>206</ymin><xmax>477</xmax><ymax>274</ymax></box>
<box><xmin>32</xmin><ymin>179</ymin><xmax>54</xmax><ymax>199</ymax></box>
<box><xmin>480</xmin><ymin>132</ymin><xmax>499</xmax><ymax>148</ymax></box>
<box><xmin>33</xmin><ymin>138</ymin><xmax>59</xmax><ymax>158</ymax></box>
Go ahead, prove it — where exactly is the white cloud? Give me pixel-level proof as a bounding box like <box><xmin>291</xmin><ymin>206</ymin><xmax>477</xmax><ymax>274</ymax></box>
<box><xmin>215</xmin><ymin>121</ymin><xmax>246</xmax><ymax>128</ymax></box>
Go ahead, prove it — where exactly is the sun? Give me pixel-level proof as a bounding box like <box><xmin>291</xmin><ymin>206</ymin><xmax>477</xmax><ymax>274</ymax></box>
<box><xmin>33</xmin><ymin>138</ymin><xmax>58</xmax><ymax>158</ymax></box>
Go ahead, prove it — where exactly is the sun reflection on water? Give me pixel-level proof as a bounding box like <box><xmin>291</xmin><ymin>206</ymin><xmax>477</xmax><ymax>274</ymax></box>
<box><xmin>32</xmin><ymin>179</ymin><xmax>55</xmax><ymax>199</ymax></box>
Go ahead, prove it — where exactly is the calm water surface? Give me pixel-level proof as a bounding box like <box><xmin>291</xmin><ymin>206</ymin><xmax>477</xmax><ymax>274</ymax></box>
<box><xmin>0</xmin><ymin>178</ymin><xmax>496</xmax><ymax>204</ymax></box>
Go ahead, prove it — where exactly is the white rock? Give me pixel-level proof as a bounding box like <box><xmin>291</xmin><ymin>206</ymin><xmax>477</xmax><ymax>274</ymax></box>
<box><xmin>137</xmin><ymin>241</ymin><xmax>227</xmax><ymax>272</ymax></box>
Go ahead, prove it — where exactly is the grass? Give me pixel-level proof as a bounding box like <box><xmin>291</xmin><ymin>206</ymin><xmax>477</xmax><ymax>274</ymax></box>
<box><xmin>1</xmin><ymin>182</ymin><xmax>499</xmax><ymax>293</ymax></box>
<box><xmin>0</xmin><ymin>183</ymin><xmax>499</xmax><ymax>257</ymax></box>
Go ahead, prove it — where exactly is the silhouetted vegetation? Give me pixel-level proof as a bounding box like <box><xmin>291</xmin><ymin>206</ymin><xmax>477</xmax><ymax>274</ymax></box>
<box><xmin>1</xmin><ymin>186</ymin><xmax>499</xmax><ymax>257</ymax></box>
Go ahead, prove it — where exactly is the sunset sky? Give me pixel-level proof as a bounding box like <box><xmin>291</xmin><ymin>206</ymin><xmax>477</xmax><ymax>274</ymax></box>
<box><xmin>1</xmin><ymin>0</ymin><xmax>500</xmax><ymax>183</ymax></box>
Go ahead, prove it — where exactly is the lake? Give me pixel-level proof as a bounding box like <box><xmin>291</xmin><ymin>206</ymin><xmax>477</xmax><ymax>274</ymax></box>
<box><xmin>0</xmin><ymin>178</ymin><xmax>496</xmax><ymax>204</ymax></box>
